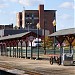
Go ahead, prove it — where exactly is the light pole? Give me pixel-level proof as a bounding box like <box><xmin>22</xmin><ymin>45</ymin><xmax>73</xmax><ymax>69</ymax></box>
<box><xmin>36</xmin><ymin>23</ymin><xmax>40</xmax><ymax>59</ymax></box>
<box><xmin>27</xmin><ymin>23</ymin><xmax>32</xmax><ymax>32</ymax></box>
<box><xmin>52</xmin><ymin>19</ymin><xmax>56</xmax><ymax>54</ymax></box>
<box><xmin>27</xmin><ymin>23</ymin><xmax>30</xmax><ymax>32</ymax></box>
<box><xmin>44</xmin><ymin>21</ymin><xmax>46</xmax><ymax>55</ymax></box>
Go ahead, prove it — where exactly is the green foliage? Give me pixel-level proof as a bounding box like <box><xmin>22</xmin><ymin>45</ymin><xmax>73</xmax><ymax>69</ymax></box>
<box><xmin>13</xmin><ymin>26</ymin><xmax>18</xmax><ymax>29</ymax></box>
<box><xmin>42</xmin><ymin>36</ymin><xmax>53</xmax><ymax>49</ymax></box>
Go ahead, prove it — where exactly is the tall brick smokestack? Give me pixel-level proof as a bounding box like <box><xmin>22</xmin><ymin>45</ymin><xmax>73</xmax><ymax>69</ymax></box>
<box><xmin>38</xmin><ymin>5</ymin><xmax>44</xmax><ymax>29</ymax></box>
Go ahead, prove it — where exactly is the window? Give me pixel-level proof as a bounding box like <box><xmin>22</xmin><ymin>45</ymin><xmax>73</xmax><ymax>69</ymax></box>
<box><xmin>54</xmin><ymin>12</ymin><xmax>55</xmax><ymax>18</ymax></box>
<box><xmin>27</xmin><ymin>14</ymin><xmax>29</xmax><ymax>17</ymax></box>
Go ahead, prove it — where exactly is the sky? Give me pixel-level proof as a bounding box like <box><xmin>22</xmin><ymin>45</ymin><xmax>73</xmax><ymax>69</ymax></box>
<box><xmin>0</xmin><ymin>0</ymin><xmax>74</xmax><ymax>31</ymax></box>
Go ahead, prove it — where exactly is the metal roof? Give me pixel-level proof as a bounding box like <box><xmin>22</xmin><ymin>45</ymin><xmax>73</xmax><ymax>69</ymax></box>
<box><xmin>48</xmin><ymin>28</ymin><xmax>75</xmax><ymax>37</ymax></box>
<box><xmin>0</xmin><ymin>32</ymin><xmax>31</xmax><ymax>41</ymax></box>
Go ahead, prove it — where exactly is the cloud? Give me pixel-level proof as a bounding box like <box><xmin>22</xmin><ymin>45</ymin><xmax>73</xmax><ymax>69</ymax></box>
<box><xmin>59</xmin><ymin>2</ymin><xmax>74</xmax><ymax>9</ymax></box>
<box><xmin>0</xmin><ymin>10</ymin><xmax>5</xmax><ymax>14</ymax></box>
<box><xmin>10</xmin><ymin>11</ymin><xmax>17</xmax><ymax>14</ymax></box>
<box><xmin>0</xmin><ymin>0</ymin><xmax>8</xmax><ymax>8</ymax></box>
<box><xmin>57</xmin><ymin>13</ymin><xmax>74</xmax><ymax>30</ymax></box>
<box><xmin>9</xmin><ymin>0</ymin><xmax>18</xmax><ymax>2</ymax></box>
<box><xmin>0</xmin><ymin>10</ymin><xmax>2</xmax><ymax>13</ymax></box>
<box><xmin>0</xmin><ymin>3</ymin><xmax>8</xmax><ymax>8</ymax></box>
<box><xmin>74</xmin><ymin>6</ymin><xmax>75</xmax><ymax>9</ymax></box>
<box><xmin>59</xmin><ymin>14</ymin><xmax>72</xmax><ymax>20</ymax></box>
<box><xmin>18</xmin><ymin>0</ymin><xmax>44</xmax><ymax>6</ymax></box>
<box><xmin>62</xmin><ymin>14</ymin><xmax>71</xmax><ymax>20</ymax></box>
<box><xmin>10</xmin><ymin>17</ymin><xmax>14</xmax><ymax>21</ymax></box>
<box><xmin>0</xmin><ymin>0</ymin><xmax>44</xmax><ymax>8</ymax></box>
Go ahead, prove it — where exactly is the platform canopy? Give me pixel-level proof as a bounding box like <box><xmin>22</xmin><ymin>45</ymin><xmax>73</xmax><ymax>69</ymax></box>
<box><xmin>0</xmin><ymin>32</ymin><xmax>38</xmax><ymax>41</ymax></box>
<box><xmin>48</xmin><ymin>28</ymin><xmax>75</xmax><ymax>37</ymax></box>
<box><xmin>48</xmin><ymin>28</ymin><xmax>75</xmax><ymax>53</ymax></box>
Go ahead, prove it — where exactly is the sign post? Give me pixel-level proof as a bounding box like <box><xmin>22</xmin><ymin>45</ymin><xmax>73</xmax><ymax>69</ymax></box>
<box><xmin>29</xmin><ymin>36</ymin><xmax>34</xmax><ymax>59</ymax></box>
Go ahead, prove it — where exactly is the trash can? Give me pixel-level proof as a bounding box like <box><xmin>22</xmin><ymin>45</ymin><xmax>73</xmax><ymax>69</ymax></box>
<box><xmin>61</xmin><ymin>53</ymin><xmax>73</xmax><ymax>66</ymax></box>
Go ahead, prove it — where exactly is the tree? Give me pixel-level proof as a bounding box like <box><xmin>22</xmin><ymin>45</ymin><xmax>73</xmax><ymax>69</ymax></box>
<box><xmin>13</xmin><ymin>26</ymin><xmax>18</xmax><ymax>29</ymax></box>
<box><xmin>72</xmin><ymin>39</ymin><xmax>75</xmax><ymax>46</ymax></box>
<box><xmin>42</xmin><ymin>36</ymin><xmax>53</xmax><ymax>50</ymax></box>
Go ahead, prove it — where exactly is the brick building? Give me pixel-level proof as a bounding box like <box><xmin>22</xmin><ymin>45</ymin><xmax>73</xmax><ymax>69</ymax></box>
<box><xmin>16</xmin><ymin>5</ymin><xmax>56</xmax><ymax>34</ymax></box>
<box><xmin>16</xmin><ymin>12</ymin><xmax>22</xmax><ymax>28</ymax></box>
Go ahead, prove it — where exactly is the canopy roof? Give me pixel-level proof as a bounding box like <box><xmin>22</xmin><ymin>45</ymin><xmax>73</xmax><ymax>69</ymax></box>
<box><xmin>48</xmin><ymin>28</ymin><xmax>75</xmax><ymax>37</ymax></box>
<box><xmin>0</xmin><ymin>32</ymin><xmax>36</xmax><ymax>41</ymax></box>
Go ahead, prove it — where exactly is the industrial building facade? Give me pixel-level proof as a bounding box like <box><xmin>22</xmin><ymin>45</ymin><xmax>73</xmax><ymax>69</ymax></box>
<box><xmin>16</xmin><ymin>5</ymin><xmax>56</xmax><ymax>34</ymax></box>
<box><xmin>0</xmin><ymin>24</ymin><xmax>13</xmax><ymax>30</ymax></box>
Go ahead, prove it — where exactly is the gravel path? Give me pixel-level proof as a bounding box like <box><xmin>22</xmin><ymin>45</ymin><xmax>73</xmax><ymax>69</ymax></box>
<box><xmin>0</xmin><ymin>56</ymin><xmax>75</xmax><ymax>75</ymax></box>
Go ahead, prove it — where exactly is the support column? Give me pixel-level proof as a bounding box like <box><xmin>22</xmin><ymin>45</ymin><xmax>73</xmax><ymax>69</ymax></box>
<box><xmin>30</xmin><ymin>41</ymin><xmax>33</xmax><ymax>59</ymax></box>
<box><xmin>5</xmin><ymin>43</ymin><xmax>8</xmax><ymax>56</ymax></box>
<box><xmin>17</xmin><ymin>42</ymin><xmax>18</xmax><ymax>58</ymax></box>
<box><xmin>14</xmin><ymin>42</ymin><xmax>16</xmax><ymax>57</ymax></box>
<box><xmin>4</xmin><ymin>44</ymin><xmax>7</xmax><ymax>56</ymax></box>
<box><xmin>13</xmin><ymin>43</ymin><xmax>14</xmax><ymax>57</ymax></box>
<box><xmin>19</xmin><ymin>48</ymin><xmax>20</xmax><ymax>58</ymax></box>
<box><xmin>20</xmin><ymin>40</ymin><xmax>23</xmax><ymax>58</ymax></box>
<box><xmin>2</xmin><ymin>44</ymin><xmax>4</xmax><ymax>56</ymax></box>
<box><xmin>0</xmin><ymin>45</ymin><xmax>1</xmax><ymax>56</ymax></box>
<box><xmin>69</xmin><ymin>43</ymin><xmax>72</xmax><ymax>53</ymax></box>
<box><xmin>6</xmin><ymin>42</ymin><xmax>8</xmax><ymax>56</ymax></box>
<box><xmin>18</xmin><ymin>41</ymin><xmax>20</xmax><ymax>58</ymax></box>
<box><xmin>9</xmin><ymin>45</ymin><xmax>11</xmax><ymax>57</ymax></box>
<box><xmin>36</xmin><ymin>27</ymin><xmax>39</xmax><ymax>59</ymax></box>
<box><xmin>56</xmin><ymin>36</ymin><xmax>64</xmax><ymax>55</ymax></box>
<box><xmin>65</xmin><ymin>36</ymin><xmax>75</xmax><ymax>53</ymax></box>
<box><xmin>6</xmin><ymin>44</ymin><xmax>8</xmax><ymax>56</ymax></box>
<box><xmin>1</xmin><ymin>44</ymin><xmax>3</xmax><ymax>56</ymax></box>
<box><xmin>60</xmin><ymin>43</ymin><xmax>63</xmax><ymax>55</ymax></box>
<box><xmin>25</xmin><ymin>42</ymin><xmax>27</xmax><ymax>59</ymax></box>
<box><xmin>15</xmin><ymin>48</ymin><xmax>16</xmax><ymax>57</ymax></box>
